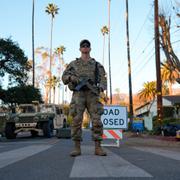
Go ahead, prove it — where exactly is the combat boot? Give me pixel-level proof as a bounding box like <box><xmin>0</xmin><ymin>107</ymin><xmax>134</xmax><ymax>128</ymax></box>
<box><xmin>95</xmin><ymin>141</ymin><xmax>107</xmax><ymax>156</ymax></box>
<box><xmin>70</xmin><ymin>141</ymin><xmax>81</xmax><ymax>157</ymax></box>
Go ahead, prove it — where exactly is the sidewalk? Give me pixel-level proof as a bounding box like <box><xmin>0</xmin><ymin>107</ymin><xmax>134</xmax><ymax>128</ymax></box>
<box><xmin>122</xmin><ymin>132</ymin><xmax>180</xmax><ymax>148</ymax></box>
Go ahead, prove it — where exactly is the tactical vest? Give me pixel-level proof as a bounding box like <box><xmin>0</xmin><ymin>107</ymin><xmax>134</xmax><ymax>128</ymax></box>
<box><xmin>68</xmin><ymin>58</ymin><xmax>99</xmax><ymax>91</ymax></box>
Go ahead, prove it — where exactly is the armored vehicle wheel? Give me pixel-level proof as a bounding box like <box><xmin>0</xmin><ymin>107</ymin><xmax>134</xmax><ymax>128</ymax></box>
<box><xmin>5</xmin><ymin>123</ymin><xmax>16</xmax><ymax>139</ymax></box>
<box><xmin>43</xmin><ymin>121</ymin><xmax>52</xmax><ymax>138</ymax></box>
<box><xmin>31</xmin><ymin>130</ymin><xmax>38</xmax><ymax>137</ymax></box>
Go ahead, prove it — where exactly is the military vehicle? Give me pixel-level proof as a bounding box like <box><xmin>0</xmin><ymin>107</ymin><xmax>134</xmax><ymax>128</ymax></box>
<box><xmin>40</xmin><ymin>104</ymin><xmax>67</xmax><ymax>135</ymax></box>
<box><xmin>0</xmin><ymin>112</ymin><xmax>6</xmax><ymax>137</ymax></box>
<box><xmin>4</xmin><ymin>103</ymin><xmax>67</xmax><ymax>139</ymax></box>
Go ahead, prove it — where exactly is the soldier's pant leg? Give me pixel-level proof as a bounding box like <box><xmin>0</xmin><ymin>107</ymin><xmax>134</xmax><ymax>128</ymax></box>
<box><xmin>69</xmin><ymin>91</ymin><xmax>86</xmax><ymax>141</ymax></box>
<box><xmin>87</xmin><ymin>92</ymin><xmax>104</xmax><ymax>141</ymax></box>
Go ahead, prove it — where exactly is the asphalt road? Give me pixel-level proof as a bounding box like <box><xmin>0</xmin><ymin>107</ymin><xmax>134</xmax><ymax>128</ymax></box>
<box><xmin>0</xmin><ymin>130</ymin><xmax>180</xmax><ymax>180</ymax></box>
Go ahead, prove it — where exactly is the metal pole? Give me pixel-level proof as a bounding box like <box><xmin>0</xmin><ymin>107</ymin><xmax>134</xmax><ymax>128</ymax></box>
<box><xmin>125</xmin><ymin>0</ymin><xmax>134</xmax><ymax>128</ymax></box>
<box><xmin>154</xmin><ymin>0</ymin><xmax>163</xmax><ymax>124</ymax></box>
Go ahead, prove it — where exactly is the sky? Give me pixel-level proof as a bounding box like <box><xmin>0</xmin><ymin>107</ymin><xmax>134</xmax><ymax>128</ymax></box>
<box><xmin>0</xmin><ymin>0</ymin><xmax>179</xmax><ymax>96</ymax></box>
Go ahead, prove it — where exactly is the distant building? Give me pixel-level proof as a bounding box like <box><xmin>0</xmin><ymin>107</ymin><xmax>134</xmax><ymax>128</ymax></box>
<box><xmin>135</xmin><ymin>95</ymin><xmax>180</xmax><ymax>130</ymax></box>
<box><xmin>135</xmin><ymin>95</ymin><xmax>180</xmax><ymax>118</ymax></box>
<box><xmin>172</xmin><ymin>87</ymin><xmax>180</xmax><ymax>95</ymax></box>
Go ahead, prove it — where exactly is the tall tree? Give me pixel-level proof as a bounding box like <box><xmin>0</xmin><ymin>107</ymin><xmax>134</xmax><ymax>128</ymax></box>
<box><xmin>159</xmin><ymin>14</ymin><xmax>180</xmax><ymax>78</ymax></box>
<box><xmin>138</xmin><ymin>81</ymin><xmax>157</xmax><ymax>102</ymax></box>
<box><xmin>45</xmin><ymin>3</ymin><xmax>59</xmax><ymax>103</ymax></box>
<box><xmin>55</xmin><ymin>45</ymin><xmax>66</xmax><ymax>60</ymax></box>
<box><xmin>1</xmin><ymin>85</ymin><xmax>43</xmax><ymax>105</ymax></box>
<box><xmin>32</xmin><ymin>0</ymin><xmax>35</xmax><ymax>87</ymax></box>
<box><xmin>138</xmin><ymin>81</ymin><xmax>168</xmax><ymax>102</ymax></box>
<box><xmin>45</xmin><ymin>75</ymin><xmax>59</xmax><ymax>104</ymax></box>
<box><xmin>55</xmin><ymin>45</ymin><xmax>66</xmax><ymax>104</ymax></box>
<box><xmin>0</xmin><ymin>38</ymin><xmax>30</xmax><ymax>86</ymax></box>
<box><xmin>101</xmin><ymin>26</ymin><xmax>108</xmax><ymax>66</ymax></box>
<box><xmin>108</xmin><ymin>0</ymin><xmax>112</xmax><ymax>104</ymax></box>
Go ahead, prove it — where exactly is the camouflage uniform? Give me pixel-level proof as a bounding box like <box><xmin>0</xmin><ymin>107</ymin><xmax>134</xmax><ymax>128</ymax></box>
<box><xmin>62</xmin><ymin>58</ymin><xmax>107</xmax><ymax>141</ymax></box>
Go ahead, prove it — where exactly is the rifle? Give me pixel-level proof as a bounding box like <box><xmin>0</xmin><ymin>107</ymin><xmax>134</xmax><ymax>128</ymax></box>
<box><xmin>75</xmin><ymin>77</ymin><xmax>99</xmax><ymax>95</ymax></box>
<box><xmin>75</xmin><ymin>78</ymin><xmax>90</xmax><ymax>91</ymax></box>
<box><xmin>68</xmin><ymin>63</ymin><xmax>100</xmax><ymax>95</ymax></box>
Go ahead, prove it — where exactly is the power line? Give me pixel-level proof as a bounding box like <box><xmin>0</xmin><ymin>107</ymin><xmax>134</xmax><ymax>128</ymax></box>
<box><xmin>171</xmin><ymin>28</ymin><xmax>180</xmax><ymax>35</ymax></box>
<box><xmin>119</xmin><ymin>50</ymin><xmax>155</xmax><ymax>89</ymax></box>
<box><xmin>118</xmin><ymin>2</ymin><xmax>153</xmax><ymax>77</ymax></box>
<box><xmin>171</xmin><ymin>39</ymin><xmax>180</xmax><ymax>44</ymax></box>
<box><xmin>132</xmin><ymin>51</ymin><xmax>155</xmax><ymax>79</ymax></box>
<box><xmin>131</xmin><ymin>4</ymin><xmax>154</xmax><ymax>52</ymax></box>
<box><xmin>132</xmin><ymin>38</ymin><xmax>154</xmax><ymax>68</ymax></box>
<box><xmin>118</xmin><ymin>38</ymin><xmax>154</xmax><ymax>79</ymax></box>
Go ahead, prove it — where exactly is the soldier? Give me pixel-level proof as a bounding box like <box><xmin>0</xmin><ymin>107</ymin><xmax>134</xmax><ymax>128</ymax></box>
<box><xmin>62</xmin><ymin>39</ymin><xmax>107</xmax><ymax>157</ymax></box>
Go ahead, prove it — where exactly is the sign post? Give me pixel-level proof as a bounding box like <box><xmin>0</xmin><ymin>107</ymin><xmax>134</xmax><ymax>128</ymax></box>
<box><xmin>101</xmin><ymin>105</ymin><xmax>128</xmax><ymax>147</ymax></box>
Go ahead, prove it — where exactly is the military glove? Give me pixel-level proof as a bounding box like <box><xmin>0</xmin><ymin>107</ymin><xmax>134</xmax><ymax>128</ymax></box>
<box><xmin>99</xmin><ymin>87</ymin><xmax>104</xmax><ymax>92</ymax></box>
<box><xmin>70</xmin><ymin>75</ymin><xmax>79</xmax><ymax>84</ymax></box>
<box><xmin>97</xmin><ymin>84</ymin><xmax>104</xmax><ymax>92</ymax></box>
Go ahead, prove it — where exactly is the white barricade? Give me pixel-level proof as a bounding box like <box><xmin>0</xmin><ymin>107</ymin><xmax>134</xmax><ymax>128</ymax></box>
<box><xmin>101</xmin><ymin>105</ymin><xmax>127</xmax><ymax>147</ymax></box>
<box><xmin>102</xmin><ymin>129</ymin><xmax>123</xmax><ymax>147</ymax></box>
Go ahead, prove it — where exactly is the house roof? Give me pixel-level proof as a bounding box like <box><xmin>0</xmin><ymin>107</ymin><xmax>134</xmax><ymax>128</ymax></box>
<box><xmin>135</xmin><ymin>95</ymin><xmax>180</xmax><ymax>111</ymax></box>
<box><xmin>135</xmin><ymin>102</ymin><xmax>150</xmax><ymax>111</ymax></box>
<box><xmin>163</xmin><ymin>95</ymin><xmax>180</xmax><ymax>104</ymax></box>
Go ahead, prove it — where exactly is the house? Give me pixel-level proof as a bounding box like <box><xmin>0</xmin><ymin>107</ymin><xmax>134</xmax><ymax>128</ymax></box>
<box><xmin>135</xmin><ymin>95</ymin><xmax>180</xmax><ymax>130</ymax></box>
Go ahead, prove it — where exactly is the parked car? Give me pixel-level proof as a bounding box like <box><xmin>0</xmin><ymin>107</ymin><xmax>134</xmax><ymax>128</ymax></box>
<box><xmin>162</xmin><ymin>124</ymin><xmax>180</xmax><ymax>136</ymax></box>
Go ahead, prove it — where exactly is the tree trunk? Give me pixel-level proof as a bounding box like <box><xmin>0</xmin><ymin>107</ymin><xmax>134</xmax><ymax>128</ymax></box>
<box><xmin>49</xmin><ymin>16</ymin><xmax>54</xmax><ymax>103</ymax></box>
<box><xmin>32</xmin><ymin>0</ymin><xmax>35</xmax><ymax>87</ymax></box>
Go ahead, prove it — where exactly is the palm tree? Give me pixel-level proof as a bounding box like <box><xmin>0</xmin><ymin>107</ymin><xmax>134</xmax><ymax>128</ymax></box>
<box><xmin>35</xmin><ymin>47</ymin><xmax>50</xmax><ymax>63</ymax></box>
<box><xmin>57</xmin><ymin>81</ymin><xmax>61</xmax><ymax>104</ymax></box>
<box><xmin>51</xmin><ymin>75</ymin><xmax>60</xmax><ymax>104</ymax></box>
<box><xmin>161</xmin><ymin>60</ymin><xmax>179</xmax><ymax>94</ymax></box>
<box><xmin>138</xmin><ymin>81</ymin><xmax>169</xmax><ymax>116</ymax></box>
<box><xmin>138</xmin><ymin>81</ymin><xmax>169</xmax><ymax>102</ymax></box>
<box><xmin>138</xmin><ymin>81</ymin><xmax>157</xmax><ymax>102</ymax></box>
<box><xmin>55</xmin><ymin>46</ymin><xmax>66</xmax><ymax>58</ymax></box>
<box><xmin>101</xmin><ymin>26</ymin><xmax>108</xmax><ymax>66</ymax></box>
<box><xmin>46</xmin><ymin>75</ymin><xmax>59</xmax><ymax>104</ymax></box>
<box><xmin>108</xmin><ymin>0</ymin><xmax>112</xmax><ymax>104</ymax></box>
<box><xmin>55</xmin><ymin>45</ymin><xmax>66</xmax><ymax>68</ymax></box>
<box><xmin>45</xmin><ymin>3</ymin><xmax>59</xmax><ymax>103</ymax></box>
<box><xmin>32</xmin><ymin>0</ymin><xmax>35</xmax><ymax>87</ymax></box>
<box><xmin>44</xmin><ymin>82</ymin><xmax>50</xmax><ymax>104</ymax></box>
<box><xmin>55</xmin><ymin>45</ymin><xmax>66</xmax><ymax>104</ymax></box>
<box><xmin>101</xmin><ymin>26</ymin><xmax>109</xmax><ymax>104</ymax></box>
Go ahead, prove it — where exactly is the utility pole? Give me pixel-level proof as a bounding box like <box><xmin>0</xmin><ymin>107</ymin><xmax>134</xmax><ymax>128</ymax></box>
<box><xmin>108</xmin><ymin>0</ymin><xmax>112</xmax><ymax>104</ymax></box>
<box><xmin>32</xmin><ymin>0</ymin><xmax>35</xmax><ymax>87</ymax></box>
<box><xmin>125</xmin><ymin>0</ymin><xmax>134</xmax><ymax>128</ymax></box>
<box><xmin>154</xmin><ymin>0</ymin><xmax>163</xmax><ymax>124</ymax></box>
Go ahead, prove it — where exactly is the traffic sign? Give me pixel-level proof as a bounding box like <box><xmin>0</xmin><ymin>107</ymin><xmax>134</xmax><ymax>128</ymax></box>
<box><xmin>101</xmin><ymin>105</ymin><xmax>128</xmax><ymax>129</ymax></box>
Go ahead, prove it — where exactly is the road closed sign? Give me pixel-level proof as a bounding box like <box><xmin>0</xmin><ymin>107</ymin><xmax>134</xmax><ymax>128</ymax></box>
<box><xmin>101</xmin><ymin>105</ymin><xmax>128</xmax><ymax>129</ymax></box>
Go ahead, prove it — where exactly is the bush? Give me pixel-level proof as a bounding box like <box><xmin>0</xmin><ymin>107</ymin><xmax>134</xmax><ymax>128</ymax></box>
<box><xmin>62</xmin><ymin>104</ymin><xmax>70</xmax><ymax>116</ymax></box>
<box><xmin>82</xmin><ymin>121</ymin><xmax>89</xmax><ymax>129</ymax></box>
<box><xmin>152</xmin><ymin>116</ymin><xmax>180</xmax><ymax>135</ymax></box>
<box><xmin>163</xmin><ymin>106</ymin><xmax>174</xmax><ymax>117</ymax></box>
<box><xmin>67</xmin><ymin>115</ymin><xmax>73</xmax><ymax>126</ymax></box>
